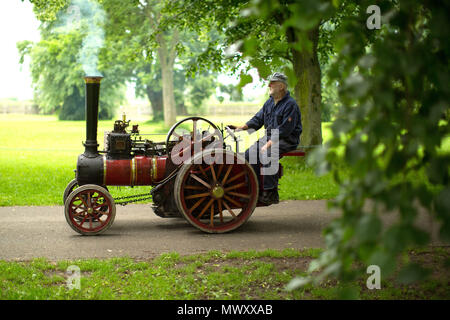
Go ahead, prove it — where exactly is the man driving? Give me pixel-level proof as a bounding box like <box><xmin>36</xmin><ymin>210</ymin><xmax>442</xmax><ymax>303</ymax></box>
<box><xmin>228</xmin><ymin>72</ymin><xmax>302</xmax><ymax>205</ymax></box>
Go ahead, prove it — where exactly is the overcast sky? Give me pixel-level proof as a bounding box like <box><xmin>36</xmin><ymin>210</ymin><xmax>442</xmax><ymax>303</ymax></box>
<box><xmin>0</xmin><ymin>1</ymin><xmax>40</xmax><ymax>100</ymax></box>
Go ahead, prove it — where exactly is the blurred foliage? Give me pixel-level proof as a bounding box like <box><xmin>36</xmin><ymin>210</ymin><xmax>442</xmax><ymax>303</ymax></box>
<box><xmin>298</xmin><ymin>0</ymin><xmax>450</xmax><ymax>294</ymax></box>
<box><xmin>321</xmin><ymin>62</ymin><xmax>340</xmax><ymax>122</ymax></box>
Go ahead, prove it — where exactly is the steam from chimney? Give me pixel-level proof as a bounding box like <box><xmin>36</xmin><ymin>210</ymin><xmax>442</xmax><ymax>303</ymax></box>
<box><xmin>54</xmin><ymin>0</ymin><xmax>105</xmax><ymax>76</ymax></box>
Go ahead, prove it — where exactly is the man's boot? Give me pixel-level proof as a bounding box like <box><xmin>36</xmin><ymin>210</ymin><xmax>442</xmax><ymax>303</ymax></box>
<box><xmin>258</xmin><ymin>188</ymin><xmax>279</xmax><ymax>205</ymax></box>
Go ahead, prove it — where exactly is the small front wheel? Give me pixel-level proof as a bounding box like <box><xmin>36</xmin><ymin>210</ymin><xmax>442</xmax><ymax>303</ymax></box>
<box><xmin>64</xmin><ymin>184</ymin><xmax>116</xmax><ymax>236</ymax></box>
<box><xmin>63</xmin><ymin>179</ymin><xmax>79</xmax><ymax>205</ymax></box>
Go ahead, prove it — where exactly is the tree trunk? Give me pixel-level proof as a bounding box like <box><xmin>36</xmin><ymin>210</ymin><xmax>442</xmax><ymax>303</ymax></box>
<box><xmin>288</xmin><ymin>26</ymin><xmax>323</xmax><ymax>149</ymax></box>
<box><xmin>160</xmin><ymin>61</ymin><xmax>176</xmax><ymax>127</ymax></box>
<box><xmin>156</xmin><ymin>31</ymin><xmax>178</xmax><ymax>128</ymax></box>
<box><xmin>146</xmin><ymin>86</ymin><xmax>163</xmax><ymax>121</ymax></box>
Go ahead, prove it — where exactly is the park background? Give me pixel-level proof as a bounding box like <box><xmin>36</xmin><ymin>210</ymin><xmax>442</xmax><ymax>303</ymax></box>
<box><xmin>0</xmin><ymin>0</ymin><xmax>448</xmax><ymax>300</ymax></box>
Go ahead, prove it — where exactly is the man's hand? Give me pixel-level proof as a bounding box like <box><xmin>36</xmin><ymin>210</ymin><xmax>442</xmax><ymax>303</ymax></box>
<box><xmin>260</xmin><ymin>140</ymin><xmax>273</xmax><ymax>153</ymax></box>
<box><xmin>227</xmin><ymin>124</ymin><xmax>248</xmax><ymax>132</ymax></box>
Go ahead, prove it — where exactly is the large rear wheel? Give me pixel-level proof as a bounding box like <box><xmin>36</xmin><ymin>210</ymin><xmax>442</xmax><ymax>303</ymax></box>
<box><xmin>174</xmin><ymin>150</ymin><xmax>258</xmax><ymax>233</ymax></box>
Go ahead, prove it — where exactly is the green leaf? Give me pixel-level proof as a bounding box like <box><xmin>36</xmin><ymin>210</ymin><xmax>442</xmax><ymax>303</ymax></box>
<box><xmin>369</xmin><ymin>250</ymin><xmax>396</xmax><ymax>278</ymax></box>
<box><xmin>355</xmin><ymin>213</ymin><xmax>381</xmax><ymax>243</ymax></box>
<box><xmin>251</xmin><ymin>58</ymin><xmax>272</xmax><ymax>79</ymax></box>
<box><xmin>337</xmin><ymin>285</ymin><xmax>360</xmax><ymax>300</ymax></box>
<box><xmin>237</xmin><ymin>72</ymin><xmax>253</xmax><ymax>89</ymax></box>
<box><xmin>397</xmin><ymin>263</ymin><xmax>431</xmax><ymax>285</ymax></box>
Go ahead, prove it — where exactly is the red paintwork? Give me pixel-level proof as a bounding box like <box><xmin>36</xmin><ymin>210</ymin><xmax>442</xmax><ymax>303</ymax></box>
<box><xmin>104</xmin><ymin>156</ymin><xmax>167</xmax><ymax>186</ymax></box>
<box><xmin>281</xmin><ymin>150</ymin><xmax>305</xmax><ymax>157</ymax></box>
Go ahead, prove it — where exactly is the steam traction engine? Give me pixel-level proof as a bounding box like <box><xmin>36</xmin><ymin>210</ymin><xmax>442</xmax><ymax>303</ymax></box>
<box><xmin>63</xmin><ymin>76</ymin><xmax>261</xmax><ymax>235</ymax></box>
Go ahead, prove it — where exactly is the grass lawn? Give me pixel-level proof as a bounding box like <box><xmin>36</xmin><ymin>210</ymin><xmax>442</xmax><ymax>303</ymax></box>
<box><xmin>0</xmin><ymin>247</ymin><xmax>448</xmax><ymax>300</ymax></box>
<box><xmin>0</xmin><ymin>114</ymin><xmax>338</xmax><ymax>206</ymax></box>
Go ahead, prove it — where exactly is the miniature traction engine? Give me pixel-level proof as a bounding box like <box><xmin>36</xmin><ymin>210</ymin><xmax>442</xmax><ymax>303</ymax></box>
<box><xmin>63</xmin><ymin>76</ymin><xmax>298</xmax><ymax>235</ymax></box>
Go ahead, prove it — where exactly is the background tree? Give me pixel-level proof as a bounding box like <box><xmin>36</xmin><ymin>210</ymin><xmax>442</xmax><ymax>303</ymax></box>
<box><xmin>17</xmin><ymin>7</ymin><xmax>124</xmax><ymax>120</ymax></box>
<box><xmin>24</xmin><ymin>0</ymin><xmax>217</xmax><ymax>123</ymax></box>
<box><xmin>166</xmin><ymin>0</ymin><xmax>338</xmax><ymax>148</ymax></box>
<box><xmin>100</xmin><ymin>0</ymin><xmax>217</xmax><ymax>125</ymax></box>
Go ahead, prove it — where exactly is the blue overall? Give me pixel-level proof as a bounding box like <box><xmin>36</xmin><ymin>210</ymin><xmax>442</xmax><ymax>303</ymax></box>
<box><xmin>244</xmin><ymin>91</ymin><xmax>302</xmax><ymax>190</ymax></box>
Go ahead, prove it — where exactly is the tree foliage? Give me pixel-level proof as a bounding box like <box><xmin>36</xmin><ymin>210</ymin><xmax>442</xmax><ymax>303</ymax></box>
<box><xmin>295</xmin><ymin>0</ymin><xmax>450</xmax><ymax>293</ymax></box>
<box><xmin>165</xmin><ymin>0</ymin><xmax>343</xmax><ymax>147</ymax></box>
<box><xmin>17</xmin><ymin>23</ymin><xmax>124</xmax><ymax>120</ymax></box>
<box><xmin>23</xmin><ymin>0</ymin><xmax>217</xmax><ymax>122</ymax></box>
<box><xmin>24</xmin><ymin>0</ymin><xmax>68</xmax><ymax>21</ymax></box>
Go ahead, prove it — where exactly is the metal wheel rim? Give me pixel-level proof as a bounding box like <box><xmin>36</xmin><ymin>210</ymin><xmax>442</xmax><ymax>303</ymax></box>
<box><xmin>64</xmin><ymin>184</ymin><xmax>116</xmax><ymax>235</ymax></box>
<box><xmin>175</xmin><ymin>150</ymin><xmax>258</xmax><ymax>233</ymax></box>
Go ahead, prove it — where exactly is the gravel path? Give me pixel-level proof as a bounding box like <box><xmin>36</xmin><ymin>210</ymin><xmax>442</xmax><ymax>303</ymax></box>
<box><xmin>0</xmin><ymin>200</ymin><xmax>442</xmax><ymax>261</ymax></box>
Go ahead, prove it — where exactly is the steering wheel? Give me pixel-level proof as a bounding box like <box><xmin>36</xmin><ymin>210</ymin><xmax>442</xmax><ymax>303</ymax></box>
<box><xmin>165</xmin><ymin>117</ymin><xmax>224</xmax><ymax>158</ymax></box>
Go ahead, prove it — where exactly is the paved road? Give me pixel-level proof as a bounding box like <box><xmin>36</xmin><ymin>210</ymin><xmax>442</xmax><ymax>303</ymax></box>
<box><xmin>0</xmin><ymin>200</ymin><xmax>442</xmax><ymax>261</ymax></box>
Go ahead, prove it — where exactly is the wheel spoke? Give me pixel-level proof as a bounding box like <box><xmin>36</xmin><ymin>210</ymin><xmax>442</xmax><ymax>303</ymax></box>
<box><xmin>221</xmin><ymin>165</ymin><xmax>233</xmax><ymax>185</ymax></box>
<box><xmin>210</xmin><ymin>164</ymin><xmax>216</xmax><ymax>182</ymax></box>
<box><xmin>197</xmin><ymin>198</ymin><xmax>214</xmax><ymax>219</ymax></box>
<box><xmin>222</xmin><ymin>199</ymin><xmax>237</xmax><ymax>218</ymax></box>
<box><xmin>216</xmin><ymin>164</ymin><xmax>224</xmax><ymax>180</ymax></box>
<box><xmin>185</xmin><ymin>192</ymin><xmax>211</xmax><ymax>200</ymax></box>
<box><xmin>223</xmin><ymin>194</ymin><xmax>242</xmax><ymax>207</ymax></box>
<box><xmin>71</xmin><ymin>202</ymin><xmax>84</xmax><ymax>211</ymax></box>
<box><xmin>77</xmin><ymin>195</ymin><xmax>89</xmax><ymax>209</ymax></box>
<box><xmin>172</xmin><ymin>131</ymin><xmax>181</xmax><ymax>140</ymax></box>
<box><xmin>184</xmin><ymin>185</ymin><xmax>207</xmax><ymax>190</ymax></box>
<box><xmin>79</xmin><ymin>215</ymin><xmax>88</xmax><ymax>226</ymax></box>
<box><xmin>223</xmin><ymin>171</ymin><xmax>246</xmax><ymax>185</ymax></box>
<box><xmin>210</xmin><ymin>202</ymin><xmax>214</xmax><ymax>227</ymax></box>
<box><xmin>91</xmin><ymin>197</ymin><xmax>106</xmax><ymax>209</ymax></box>
<box><xmin>87</xmin><ymin>192</ymin><xmax>91</xmax><ymax>207</ymax></box>
<box><xmin>200</xmin><ymin>132</ymin><xmax>214</xmax><ymax>143</ymax></box>
<box><xmin>188</xmin><ymin>197</ymin><xmax>206</xmax><ymax>214</ymax></box>
<box><xmin>197</xmin><ymin>165</ymin><xmax>208</xmax><ymax>179</ymax></box>
<box><xmin>193</xmin><ymin>119</ymin><xmax>197</xmax><ymax>142</ymax></box>
<box><xmin>92</xmin><ymin>203</ymin><xmax>108</xmax><ymax>210</ymax></box>
<box><xmin>92</xmin><ymin>211</ymin><xmax>104</xmax><ymax>221</ymax></box>
<box><xmin>227</xmin><ymin>191</ymin><xmax>251</xmax><ymax>199</ymax></box>
<box><xmin>190</xmin><ymin>173</ymin><xmax>211</xmax><ymax>189</ymax></box>
<box><xmin>218</xmin><ymin>199</ymin><xmax>224</xmax><ymax>223</ymax></box>
<box><xmin>73</xmin><ymin>208</ymin><xmax>86</xmax><ymax>217</ymax></box>
<box><xmin>224</xmin><ymin>182</ymin><xmax>246</xmax><ymax>192</ymax></box>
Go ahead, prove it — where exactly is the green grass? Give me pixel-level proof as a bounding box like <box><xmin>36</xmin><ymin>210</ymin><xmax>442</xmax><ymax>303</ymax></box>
<box><xmin>0</xmin><ymin>114</ymin><xmax>339</xmax><ymax>206</ymax></box>
<box><xmin>0</xmin><ymin>247</ymin><xmax>448</xmax><ymax>300</ymax></box>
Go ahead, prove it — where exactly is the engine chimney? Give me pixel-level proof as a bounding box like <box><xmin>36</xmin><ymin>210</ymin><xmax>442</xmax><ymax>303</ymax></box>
<box><xmin>76</xmin><ymin>76</ymin><xmax>104</xmax><ymax>186</ymax></box>
<box><xmin>83</xmin><ymin>76</ymin><xmax>103</xmax><ymax>156</ymax></box>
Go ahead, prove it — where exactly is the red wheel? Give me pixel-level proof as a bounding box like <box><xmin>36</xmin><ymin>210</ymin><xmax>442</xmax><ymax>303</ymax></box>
<box><xmin>63</xmin><ymin>179</ymin><xmax>109</xmax><ymax>205</ymax></box>
<box><xmin>174</xmin><ymin>150</ymin><xmax>258</xmax><ymax>233</ymax></box>
<box><xmin>64</xmin><ymin>184</ymin><xmax>116</xmax><ymax>235</ymax></box>
<box><xmin>63</xmin><ymin>179</ymin><xmax>79</xmax><ymax>205</ymax></box>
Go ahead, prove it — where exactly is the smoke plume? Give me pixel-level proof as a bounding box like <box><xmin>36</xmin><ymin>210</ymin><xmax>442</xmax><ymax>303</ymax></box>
<box><xmin>55</xmin><ymin>0</ymin><xmax>105</xmax><ymax>76</ymax></box>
